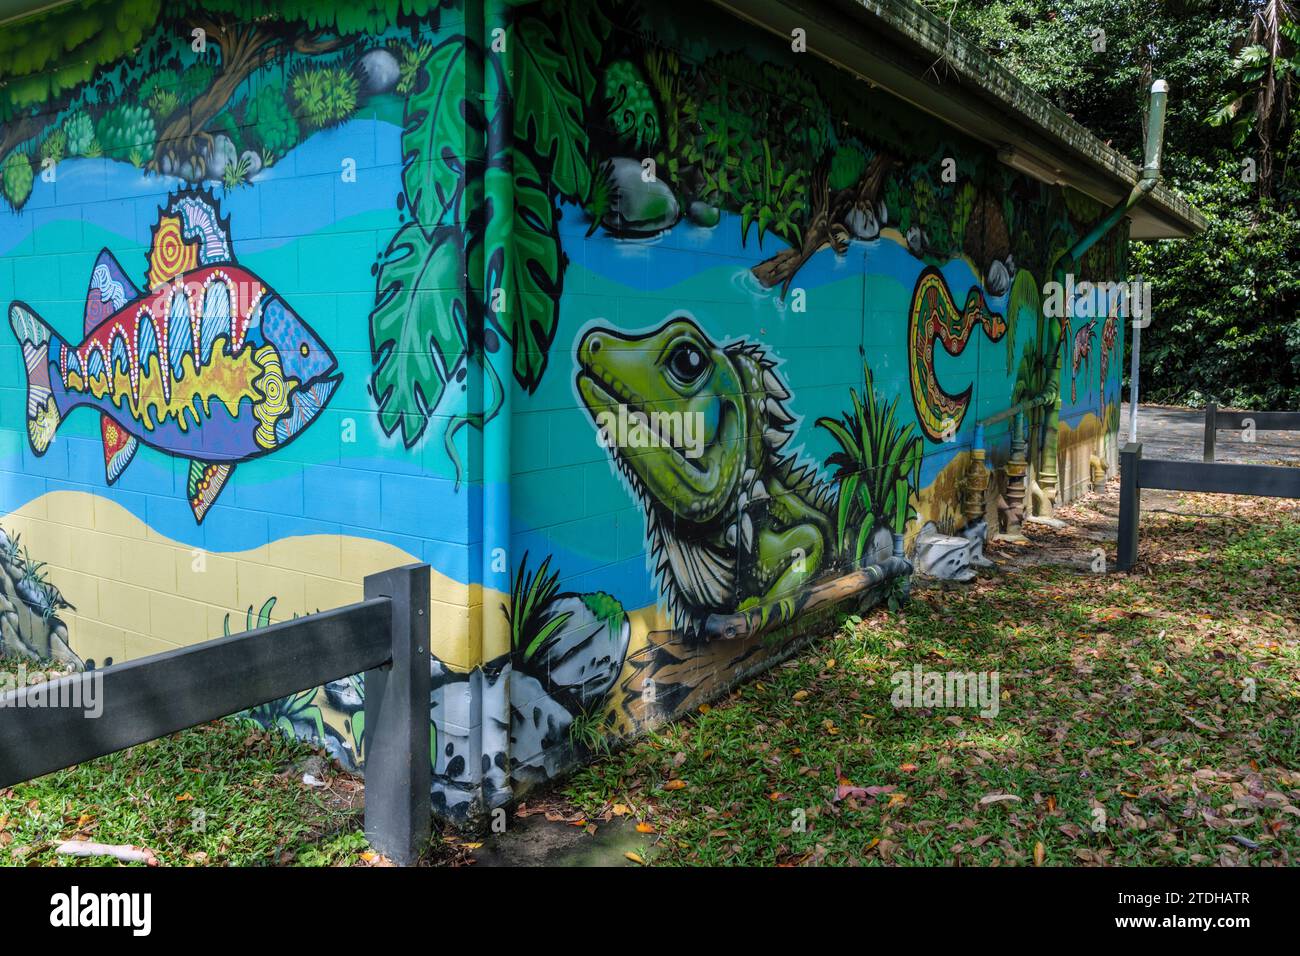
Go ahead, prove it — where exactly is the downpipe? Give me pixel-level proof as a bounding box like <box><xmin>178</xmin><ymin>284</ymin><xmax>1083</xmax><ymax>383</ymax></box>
<box><xmin>469</xmin><ymin>0</ymin><xmax>515</xmax><ymax>817</ymax></box>
<box><xmin>1035</xmin><ymin>80</ymin><xmax>1167</xmax><ymax>514</ymax></box>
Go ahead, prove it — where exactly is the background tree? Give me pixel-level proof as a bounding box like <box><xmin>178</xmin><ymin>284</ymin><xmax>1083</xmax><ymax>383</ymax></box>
<box><xmin>1208</xmin><ymin>0</ymin><xmax>1298</xmax><ymax>199</ymax></box>
<box><xmin>0</xmin><ymin>0</ymin><xmax>160</xmax><ymax>168</ymax></box>
<box><xmin>924</xmin><ymin>0</ymin><xmax>1300</xmax><ymax>408</ymax></box>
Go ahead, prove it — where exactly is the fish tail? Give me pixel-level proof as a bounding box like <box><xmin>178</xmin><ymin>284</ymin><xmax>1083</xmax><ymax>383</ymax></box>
<box><xmin>8</xmin><ymin>302</ymin><xmax>63</xmax><ymax>455</ymax></box>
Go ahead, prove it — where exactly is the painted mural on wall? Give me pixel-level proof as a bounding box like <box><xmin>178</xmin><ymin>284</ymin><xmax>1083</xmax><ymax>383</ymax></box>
<box><xmin>11</xmin><ymin>190</ymin><xmax>339</xmax><ymax>522</ymax></box>
<box><xmin>0</xmin><ymin>526</ymin><xmax>81</xmax><ymax>667</ymax></box>
<box><xmin>0</xmin><ymin>0</ymin><xmax>1130</xmax><ymax>820</ymax></box>
<box><xmin>575</xmin><ymin>316</ymin><xmax>914</xmax><ymax>636</ymax></box>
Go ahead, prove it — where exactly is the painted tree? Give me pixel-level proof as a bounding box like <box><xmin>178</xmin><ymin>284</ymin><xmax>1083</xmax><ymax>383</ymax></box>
<box><xmin>147</xmin><ymin>0</ymin><xmax>446</xmax><ymax>176</ymax></box>
<box><xmin>0</xmin><ymin>0</ymin><xmax>449</xmax><ymax>202</ymax></box>
<box><xmin>0</xmin><ymin>0</ymin><xmax>160</xmax><ymax>187</ymax></box>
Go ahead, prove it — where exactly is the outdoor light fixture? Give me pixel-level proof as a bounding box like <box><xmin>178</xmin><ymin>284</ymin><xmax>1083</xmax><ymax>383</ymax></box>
<box><xmin>996</xmin><ymin>146</ymin><xmax>1065</xmax><ymax>185</ymax></box>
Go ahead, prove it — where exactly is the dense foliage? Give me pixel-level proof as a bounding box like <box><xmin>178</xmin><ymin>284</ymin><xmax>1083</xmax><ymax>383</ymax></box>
<box><xmin>923</xmin><ymin>0</ymin><xmax>1300</xmax><ymax>408</ymax></box>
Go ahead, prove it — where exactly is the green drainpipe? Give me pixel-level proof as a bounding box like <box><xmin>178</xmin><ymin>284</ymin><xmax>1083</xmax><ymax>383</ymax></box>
<box><xmin>463</xmin><ymin>0</ymin><xmax>515</xmax><ymax>816</ymax></box>
<box><xmin>1037</xmin><ymin>80</ymin><xmax>1167</xmax><ymax>513</ymax></box>
<box><xmin>480</xmin><ymin>0</ymin><xmax>513</xmax><ymax>671</ymax></box>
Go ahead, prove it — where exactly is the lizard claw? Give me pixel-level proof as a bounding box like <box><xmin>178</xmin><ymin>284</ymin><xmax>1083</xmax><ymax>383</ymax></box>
<box><xmin>740</xmin><ymin>513</ymin><xmax>755</xmax><ymax>554</ymax></box>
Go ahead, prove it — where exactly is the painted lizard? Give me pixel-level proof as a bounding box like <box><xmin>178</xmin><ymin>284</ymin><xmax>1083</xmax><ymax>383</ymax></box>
<box><xmin>576</xmin><ymin>315</ymin><xmax>836</xmax><ymax>636</ymax></box>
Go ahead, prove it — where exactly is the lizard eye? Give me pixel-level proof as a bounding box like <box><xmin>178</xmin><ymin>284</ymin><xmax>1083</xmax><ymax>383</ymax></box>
<box><xmin>665</xmin><ymin>341</ymin><xmax>708</xmax><ymax>386</ymax></box>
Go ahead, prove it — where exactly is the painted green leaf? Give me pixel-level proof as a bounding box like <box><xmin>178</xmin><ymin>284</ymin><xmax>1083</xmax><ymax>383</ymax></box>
<box><xmin>511</xmin><ymin>14</ymin><xmax>590</xmax><ymax>201</ymax></box>
<box><xmin>484</xmin><ymin>151</ymin><xmax>564</xmax><ymax>391</ymax></box>
<box><xmin>402</xmin><ymin>37</ymin><xmax>475</xmax><ymax>230</ymax></box>
<box><xmin>836</xmin><ymin>472</ymin><xmax>859</xmax><ymax>553</ymax></box>
<box><xmin>524</xmin><ymin>609</ymin><xmax>573</xmax><ymax>661</ymax></box>
<box><xmin>544</xmin><ymin>0</ymin><xmax>609</xmax><ymax>105</ymax></box>
<box><xmin>369</xmin><ymin>222</ymin><xmax>468</xmax><ymax>445</ymax></box>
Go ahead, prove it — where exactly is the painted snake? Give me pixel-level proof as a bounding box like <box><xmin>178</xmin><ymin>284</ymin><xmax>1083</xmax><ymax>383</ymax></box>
<box><xmin>908</xmin><ymin>266</ymin><xmax>1007</xmax><ymax>442</ymax></box>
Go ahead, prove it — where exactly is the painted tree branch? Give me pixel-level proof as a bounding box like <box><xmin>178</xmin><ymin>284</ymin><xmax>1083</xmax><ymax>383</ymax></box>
<box><xmin>751</xmin><ymin>151</ymin><xmax>898</xmax><ymax>295</ymax></box>
<box><xmin>0</xmin><ymin>112</ymin><xmax>47</xmax><ymax>165</ymax></box>
<box><xmin>148</xmin><ymin>17</ymin><xmax>348</xmax><ymax>176</ymax></box>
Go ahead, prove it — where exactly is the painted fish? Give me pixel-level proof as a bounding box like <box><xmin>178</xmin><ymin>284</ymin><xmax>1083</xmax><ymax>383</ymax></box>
<box><xmin>10</xmin><ymin>189</ymin><xmax>339</xmax><ymax>523</ymax></box>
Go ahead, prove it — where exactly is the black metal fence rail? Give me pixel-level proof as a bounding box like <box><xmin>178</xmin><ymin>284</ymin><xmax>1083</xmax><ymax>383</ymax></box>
<box><xmin>0</xmin><ymin>563</ymin><xmax>431</xmax><ymax>865</ymax></box>
<box><xmin>1203</xmin><ymin>402</ymin><xmax>1300</xmax><ymax>462</ymax></box>
<box><xmin>1117</xmin><ymin>443</ymin><xmax>1300</xmax><ymax>571</ymax></box>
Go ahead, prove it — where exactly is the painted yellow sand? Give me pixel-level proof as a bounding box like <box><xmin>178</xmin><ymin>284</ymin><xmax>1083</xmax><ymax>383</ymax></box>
<box><xmin>0</xmin><ymin>491</ymin><xmax>478</xmax><ymax>669</ymax></box>
<box><xmin>3</xmin><ymin>404</ymin><xmax>1115</xmax><ymax>674</ymax></box>
<box><xmin>910</xmin><ymin>406</ymin><xmax>1115</xmax><ymax>539</ymax></box>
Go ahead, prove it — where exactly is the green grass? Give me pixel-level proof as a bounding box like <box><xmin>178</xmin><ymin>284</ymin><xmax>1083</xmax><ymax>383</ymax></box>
<box><xmin>0</xmin><ymin>670</ymin><xmax>376</xmax><ymax>867</ymax></box>
<box><xmin>564</xmin><ymin>495</ymin><xmax>1300</xmax><ymax>866</ymax></box>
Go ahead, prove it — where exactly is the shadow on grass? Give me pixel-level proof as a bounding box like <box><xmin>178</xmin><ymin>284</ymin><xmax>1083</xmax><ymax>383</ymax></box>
<box><xmin>562</xmin><ymin>492</ymin><xmax>1299</xmax><ymax>866</ymax></box>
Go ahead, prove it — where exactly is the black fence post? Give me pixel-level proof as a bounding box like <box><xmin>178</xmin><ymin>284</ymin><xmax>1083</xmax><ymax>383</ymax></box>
<box><xmin>1117</xmin><ymin>443</ymin><xmax>1142</xmax><ymax>572</ymax></box>
<box><xmin>362</xmin><ymin>563</ymin><xmax>432</xmax><ymax>865</ymax></box>
<box><xmin>1203</xmin><ymin>402</ymin><xmax>1217</xmax><ymax>462</ymax></box>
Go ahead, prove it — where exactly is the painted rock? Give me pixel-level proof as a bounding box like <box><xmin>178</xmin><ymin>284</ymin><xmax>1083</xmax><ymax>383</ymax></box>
<box><xmin>906</xmin><ymin>223</ymin><xmax>929</xmax><ymax>255</ymax></box>
<box><xmin>239</xmin><ymin>149</ymin><xmax>263</xmax><ymax>179</ymax></box>
<box><xmin>14</xmin><ymin>577</ymin><xmax>44</xmax><ymax>609</ymax></box>
<box><xmin>359</xmin><ymin>48</ymin><xmax>400</xmax><ymax>95</ymax></box>
<box><xmin>985</xmin><ymin>259</ymin><xmax>1011</xmax><ymax>297</ymax></box>
<box><xmin>864</xmin><ymin>522</ymin><xmax>895</xmax><ymax>565</ymax></box>
<box><xmin>603</xmin><ymin>157</ymin><xmax>680</xmax><ymax>235</ymax></box>
<box><xmin>509</xmin><ymin>671</ymin><xmax>576</xmax><ymax>784</ymax></box>
<box><xmin>961</xmin><ymin>518</ymin><xmax>995</xmax><ymax>568</ymax></box>
<box><xmin>429</xmin><ymin>659</ymin><xmax>511</xmax><ymax>818</ymax></box>
<box><xmin>687</xmin><ymin>199</ymin><xmax>720</xmax><ymax>228</ymax></box>
<box><xmin>203</xmin><ymin>134</ymin><xmax>238</xmax><ymax>182</ymax></box>
<box><xmin>529</xmin><ymin>593</ymin><xmax>630</xmax><ymax>711</ymax></box>
<box><xmin>845</xmin><ymin>203</ymin><xmax>880</xmax><ymax>240</ymax></box>
<box><xmin>324</xmin><ymin>676</ymin><xmax>363</xmax><ymax>712</ymax></box>
<box><xmin>913</xmin><ymin>521</ymin><xmax>978</xmax><ymax>582</ymax></box>
<box><xmin>46</xmin><ymin>622</ymin><xmax>80</xmax><ymax>668</ymax></box>
<box><xmin>0</xmin><ymin>615</ymin><xmax>22</xmax><ymax>658</ymax></box>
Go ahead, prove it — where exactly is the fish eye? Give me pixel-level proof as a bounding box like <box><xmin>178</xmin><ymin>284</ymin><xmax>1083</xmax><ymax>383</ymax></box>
<box><xmin>665</xmin><ymin>341</ymin><xmax>708</xmax><ymax>386</ymax></box>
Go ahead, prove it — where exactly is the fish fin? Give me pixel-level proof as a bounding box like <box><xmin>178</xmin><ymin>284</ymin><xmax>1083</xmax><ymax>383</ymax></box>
<box><xmin>187</xmin><ymin>460</ymin><xmax>234</xmax><ymax>524</ymax></box>
<box><xmin>101</xmin><ymin>415</ymin><xmax>139</xmax><ymax>485</ymax></box>
<box><xmin>8</xmin><ymin>302</ymin><xmax>62</xmax><ymax>455</ymax></box>
<box><xmin>149</xmin><ymin>189</ymin><xmax>232</xmax><ymax>288</ymax></box>
<box><xmin>85</xmin><ymin>249</ymin><xmax>140</xmax><ymax>332</ymax></box>
<box><xmin>147</xmin><ymin>214</ymin><xmax>200</xmax><ymax>289</ymax></box>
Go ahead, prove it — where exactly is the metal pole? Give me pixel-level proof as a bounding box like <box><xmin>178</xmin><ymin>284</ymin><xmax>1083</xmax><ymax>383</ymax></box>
<box><xmin>363</xmin><ymin>564</ymin><xmax>432</xmax><ymax>866</ymax></box>
<box><xmin>1128</xmin><ymin>319</ymin><xmax>1141</xmax><ymax>445</ymax></box>
<box><xmin>1203</xmin><ymin>402</ymin><xmax>1217</xmax><ymax>462</ymax></box>
<box><xmin>1117</xmin><ymin>443</ymin><xmax>1142</xmax><ymax>571</ymax></box>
